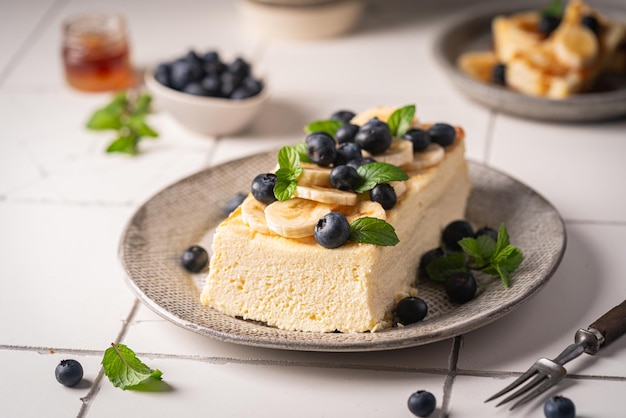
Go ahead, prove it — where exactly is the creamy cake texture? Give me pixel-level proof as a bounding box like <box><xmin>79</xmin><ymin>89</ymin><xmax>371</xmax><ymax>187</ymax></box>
<box><xmin>200</xmin><ymin>107</ymin><xmax>471</xmax><ymax>333</ymax></box>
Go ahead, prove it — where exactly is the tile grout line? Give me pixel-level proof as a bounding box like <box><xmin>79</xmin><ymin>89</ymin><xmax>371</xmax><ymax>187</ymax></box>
<box><xmin>0</xmin><ymin>0</ymin><xmax>71</xmax><ymax>89</ymax></box>
<box><xmin>482</xmin><ymin>110</ymin><xmax>497</xmax><ymax>165</ymax></box>
<box><xmin>440</xmin><ymin>335</ymin><xmax>461</xmax><ymax>417</ymax></box>
<box><xmin>76</xmin><ymin>299</ymin><xmax>141</xmax><ymax>418</ymax></box>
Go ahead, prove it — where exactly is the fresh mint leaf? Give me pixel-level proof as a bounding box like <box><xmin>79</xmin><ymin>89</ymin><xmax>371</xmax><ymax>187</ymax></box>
<box><xmin>387</xmin><ymin>105</ymin><xmax>415</xmax><ymax>137</ymax></box>
<box><xmin>128</xmin><ymin>115</ymin><xmax>158</xmax><ymax>138</ymax></box>
<box><xmin>349</xmin><ymin>217</ymin><xmax>399</xmax><ymax>246</ymax></box>
<box><xmin>354</xmin><ymin>162</ymin><xmax>409</xmax><ymax>193</ymax></box>
<box><xmin>106</xmin><ymin>135</ymin><xmax>138</xmax><ymax>155</ymax></box>
<box><xmin>425</xmin><ymin>252</ymin><xmax>468</xmax><ymax>282</ymax></box>
<box><xmin>543</xmin><ymin>0</ymin><xmax>563</xmax><ymax>17</ymax></box>
<box><xmin>102</xmin><ymin>343</ymin><xmax>162</xmax><ymax>390</ymax></box>
<box><xmin>273</xmin><ymin>145</ymin><xmax>303</xmax><ymax>201</ymax></box>
<box><xmin>459</xmin><ymin>235</ymin><xmax>496</xmax><ymax>268</ymax></box>
<box><xmin>86</xmin><ymin>108</ymin><xmax>123</xmax><ymax>130</ymax></box>
<box><xmin>134</xmin><ymin>92</ymin><xmax>152</xmax><ymax>115</ymax></box>
<box><xmin>304</xmin><ymin>119</ymin><xmax>344</xmax><ymax>136</ymax></box>
<box><xmin>292</xmin><ymin>141</ymin><xmax>311</xmax><ymax>163</ymax></box>
<box><xmin>494</xmin><ymin>223</ymin><xmax>510</xmax><ymax>255</ymax></box>
<box><xmin>274</xmin><ymin>177</ymin><xmax>298</xmax><ymax>201</ymax></box>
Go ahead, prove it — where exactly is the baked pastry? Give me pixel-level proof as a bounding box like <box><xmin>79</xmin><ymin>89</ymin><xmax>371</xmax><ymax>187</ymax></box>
<box><xmin>459</xmin><ymin>0</ymin><xmax>626</xmax><ymax>98</ymax></box>
<box><xmin>200</xmin><ymin>106</ymin><xmax>471</xmax><ymax>332</ymax></box>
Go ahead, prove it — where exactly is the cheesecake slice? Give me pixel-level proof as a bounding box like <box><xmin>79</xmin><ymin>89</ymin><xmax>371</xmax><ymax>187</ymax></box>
<box><xmin>200</xmin><ymin>108</ymin><xmax>471</xmax><ymax>333</ymax></box>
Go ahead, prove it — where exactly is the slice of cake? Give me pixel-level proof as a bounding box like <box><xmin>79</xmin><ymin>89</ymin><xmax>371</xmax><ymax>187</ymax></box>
<box><xmin>200</xmin><ymin>106</ymin><xmax>471</xmax><ymax>333</ymax></box>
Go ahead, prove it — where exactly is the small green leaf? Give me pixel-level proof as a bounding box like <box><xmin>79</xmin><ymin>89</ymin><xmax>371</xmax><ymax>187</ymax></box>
<box><xmin>128</xmin><ymin>115</ymin><xmax>158</xmax><ymax>138</ymax></box>
<box><xmin>292</xmin><ymin>141</ymin><xmax>311</xmax><ymax>163</ymax></box>
<box><xmin>102</xmin><ymin>343</ymin><xmax>162</xmax><ymax>390</ymax></box>
<box><xmin>106</xmin><ymin>135</ymin><xmax>138</xmax><ymax>155</ymax></box>
<box><xmin>349</xmin><ymin>217</ymin><xmax>399</xmax><ymax>246</ymax></box>
<box><xmin>277</xmin><ymin>146</ymin><xmax>302</xmax><ymax>178</ymax></box>
<box><xmin>494</xmin><ymin>223</ymin><xmax>511</xmax><ymax>255</ymax></box>
<box><xmin>134</xmin><ymin>92</ymin><xmax>152</xmax><ymax>115</ymax></box>
<box><xmin>304</xmin><ymin>119</ymin><xmax>344</xmax><ymax>136</ymax></box>
<box><xmin>543</xmin><ymin>0</ymin><xmax>563</xmax><ymax>17</ymax></box>
<box><xmin>354</xmin><ymin>162</ymin><xmax>409</xmax><ymax>193</ymax></box>
<box><xmin>459</xmin><ymin>235</ymin><xmax>496</xmax><ymax>268</ymax></box>
<box><xmin>86</xmin><ymin>108</ymin><xmax>123</xmax><ymax>131</ymax></box>
<box><xmin>425</xmin><ymin>252</ymin><xmax>468</xmax><ymax>282</ymax></box>
<box><xmin>274</xmin><ymin>178</ymin><xmax>297</xmax><ymax>201</ymax></box>
<box><xmin>387</xmin><ymin>105</ymin><xmax>415</xmax><ymax>137</ymax></box>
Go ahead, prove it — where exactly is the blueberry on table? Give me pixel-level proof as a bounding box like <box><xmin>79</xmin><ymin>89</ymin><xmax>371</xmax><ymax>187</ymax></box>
<box><xmin>418</xmin><ymin>247</ymin><xmax>445</xmax><ymax>281</ymax></box>
<box><xmin>355</xmin><ymin>119</ymin><xmax>392</xmax><ymax>155</ymax></box>
<box><xmin>427</xmin><ymin>123</ymin><xmax>456</xmax><ymax>148</ymax></box>
<box><xmin>306</xmin><ymin>132</ymin><xmax>337</xmax><ymax>167</ymax></box>
<box><xmin>330</xmin><ymin>110</ymin><xmax>356</xmax><ymax>123</ymax></box>
<box><xmin>442</xmin><ymin>220</ymin><xmax>474</xmax><ymax>251</ymax></box>
<box><xmin>369</xmin><ymin>183</ymin><xmax>397</xmax><ymax>210</ymax></box>
<box><xmin>314</xmin><ymin>212</ymin><xmax>351</xmax><ymax>249</ymax></box>
<box><xmin>329</xmin><ymin>165</ymin><xmax>361</xmax><ymax>191</ymax></box>
<box><xmin>492</xmin><ymin>63</ymin><xmax>506</xmax><ymax>86</ymax></box>
<box><xmin>335</xmin><ymin>123</ymin><xmax>359</xmax><ymax>144</ymax></box>
<box><xmin>396</xmin><ymin>297</ymin><xmax>428</xmax><ymax>325</ymax></box>
<box><xmin>538</xmin><ymin>15</ymin><xmax>561</xmax><ymax>36</ymax></box>
<box><xmin>403</xmin><ymin>128</ymin><xmax>431</xmax><ymax>153</ymax></box>
<box><xmin>55</xmin><ymin>359</ymin><xmax>83</xmax><ymax>387</ymax></box>
<box><xmin>251</xmin><ymin>173</ymin><xmax>278</xmax><ymax>204</ymax></box>
<box><xmin>445</xmin><ymin>271</ymin><xmax>477</xmax><ymax>304</ymax></box>
<box><xmin>181</xmin><ymin>245</ymin><xmax>209</xmax><ymax>273</ymax></box>
<box><xmin>544</xmin><ymin>395</ymin><xmax>575</xmax><ymax>418</ymax></box>
<box><xmin>334</xmin><ymin>142</ymin><xmax>362</xmax><ymax>166</ymax></box>
<box><xmin>407</xmin><ymin>390</ymin><xmax>436</xmax><ymax>417</ymax></box>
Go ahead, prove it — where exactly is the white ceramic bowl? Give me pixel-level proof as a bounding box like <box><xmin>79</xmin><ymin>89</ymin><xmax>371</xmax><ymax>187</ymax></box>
<box><xmin>144</xmin><ymin>68</ymin><xmax>269</xmax><ymax>136</ymax></box>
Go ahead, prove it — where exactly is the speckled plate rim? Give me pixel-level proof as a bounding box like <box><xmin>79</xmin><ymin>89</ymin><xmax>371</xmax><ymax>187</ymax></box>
<box><xmin>119</xmin><ymin>151</ymin><xmax>566</xmax><ymax>352</ymax></box>
<box><xmin>433</xmin><ymin>0</ymin><xmax>626</xmax><ymax>122</ymax></box>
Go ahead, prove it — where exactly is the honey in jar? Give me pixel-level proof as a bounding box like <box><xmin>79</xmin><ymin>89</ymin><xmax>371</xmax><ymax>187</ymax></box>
<box><xmin>62</xmin><ymin>14</ymin><xmax>135</xmax><ymax>92</ymax></box>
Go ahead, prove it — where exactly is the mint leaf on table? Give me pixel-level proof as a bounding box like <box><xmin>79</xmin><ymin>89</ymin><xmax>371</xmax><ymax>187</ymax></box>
<box><xmin>86</xmin><ymin>91</ymin><xmax>158</xmax><ymax>155</ymax></box>
<box><xmin>273</xmin><ymin>145</ymin><xmax>303</xmax><ymax>201</ymax></box>
<box><xmin>102</xmin><ymin>343</ymin><xmax>162</xmax><ymax>390</ymax></box>
<box><xmin>304</xmin><ymin>119</ymin><xmax>344</xmax><ymax>136</ymax></box>
<box><xmin>354</xmin><ymin>162</ymin><xmax>409</xmax><ymax>193</ymax></box>
<box><xmin>349</xmin><ymin>217</ymin><xmax>399</xmax><ymax>246</ymax></box>
<box><xmin>386</xmin><ymin>105</ymin><xmax>415</xmax><ymax>137</ymax></box>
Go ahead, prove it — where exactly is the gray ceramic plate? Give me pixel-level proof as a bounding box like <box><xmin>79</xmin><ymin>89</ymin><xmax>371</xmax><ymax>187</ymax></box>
<box><xmin>433</xmin><ymin>0</ymin><xmax>626</xmax><ymax>122</ymax></box>
<box><xmin>119</xmin><ymin>151</ymin><xmax>566</xmax><ymax>352</ymax></box>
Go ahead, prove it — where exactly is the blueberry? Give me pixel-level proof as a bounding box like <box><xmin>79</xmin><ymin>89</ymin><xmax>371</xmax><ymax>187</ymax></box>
<box><xmin>329</xmin><ymin>165</ymin><xmax>361</xmax><ymax>191</ymax></box>
<box><xmin>224</xmin><ymin>192</ymin><xmax>247</xmax><ymax>214</ymax></box>
<box><xmin>396</xmin><ymin>297</ymin><xmax>428</xmax><ymax>325</ymax></box>
<box><xmin>306</xmin><ymin>132</ymin><xmax>337</xmax><ymax>167</ymax></box>
<box><xmin>475</xmin><ymin>226</ymin><xmax>498</xmax><ymax>242</ymax></box>
<box><xmin>369</xmin><ymin>183</ymin><xmax>397</xmax><ymax>210</ymax></box>
<box><xmin>169</xmin><ymin>59</ymin><xmax>196</xmax><ymax>90</ymax></box>
<box><xmin>154</xmin><ymin>63</ymin><xmax>171</xmax><ymax>87</ymax></box>
<box><xmin>55</xmin><ymin>359</ymin><xmax>83</xmax><ymax>387</ymax></box>
<box><xmin>334</xmin><ymin>142</ymin><xmax>362</xmax><ymax>166</ymax></box>
<box><xmin>544</xmin><ymin>395</ymin><xmax>576</xmax><ymax>418</ymax></box>
<box><xmin>335</xmin><ymin>123</ymin><xmax>359</xmax><ymax>144</ymax></box>
<box><xmin>403</xmin><ymin>128</ymin><xmax>431</xmax><ymax>153</ymax></box>
<box><xmin>538</xmin><ymin>15</ymin><xmax>561</xmax><ymax>36</ymax></box>
<box><xmin>241</xmin><ymin>76</ymin><xmax>263</xmax><ymax>96</ymax></box>
<box><xmin>202</xmin><ymin>50</ymin><xmax>220</xmax><ymax>64</ymax></box>
<box><xmin>221</xmin><ymin>71</ymin><xmax>244</xmax><ymax>97</ymax></box>
<box><xmin>314</xmin><ymin>212</ymin><xmax>351</xmax><ymax>249</ymax></box>
<box><xmin>182</xmin><ymin>82</ymin><xmax>208</xmax><ymax>96</ymax></box>
<box><xmin>251</xmin><ymin>173</ymin><xmax>278</xmax><ymax>204</ymax></box>
<box><xmin>204</xmin><ymin>55</ymin><xmax>227</xmax><ymax>75</ymax></box>
<box><xmin>330</xmin><ymin>110</ymin><xmax>356</xmax><ymax>123</ymax></box>
<box><xmin>445</xmin><ymin>271</ymin><xmax>477</xmax><ymax>304</ymax></box>
<box><xmin>407</xmin><ymin>390</ymin><xmax>436</xmax><ymax>417</ymax></box>
<box><xmin>581</xmin><ymin>15</ymin><xmax>600</xmax><ymax>35</ymax></box>
<box><xmin>427</xmin><ymin>123</ymin><xmax>456</xmax><ymax>147</ymax></box>
<box><xmin>231</xmin><ymin>86</ymin><xmax>256</xmax><ymax>100</ymax></box>
<box><xmin>418</xmin><ymin>247</ymin><xmax>445</xmax><ymax>281</ymax></box>
<box><xmin>228</xmin><ymin>57</ymin><xmax>251</xmax><ymax>79</ymax></box>
<box><xmin>201</xmin><ymin>75</ymin><xmax>222</xmax><ymax>97</ymax></box>
<box><xmin>346</xmin><ymin>157</ymin><xmax>376</xmax><ymax>170</ymax></box>
<box><xmin>181</xmin><ymin>245</ymin><xmax>209</xmax><ymax>273</ymax></box>
<box><xmin>355</xmin><ymin>119</ymin><xmax>392</xmax><ymax>155</ymax></box>
<box><xmin>442</xmin><ymin>220</ymin><xmax>474</xmax><ymax>251</ymax></box>
<box><xmin>492</xmin><ymin>63</ymin><xmax>506</xmax><ymax>86</ymax></box>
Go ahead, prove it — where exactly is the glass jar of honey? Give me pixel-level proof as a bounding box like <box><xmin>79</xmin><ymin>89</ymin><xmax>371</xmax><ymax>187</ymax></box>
<box><xmin>62</xmin><ymin>14</ymin><xmax>135</xmax><ymax>92</ymax></box>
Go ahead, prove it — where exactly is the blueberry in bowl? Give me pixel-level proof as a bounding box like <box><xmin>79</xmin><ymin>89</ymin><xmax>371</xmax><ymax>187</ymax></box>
<box><xmin>145</xmin><ymin>49</ymin><xmax>269</xmax><ymax>136</ymax></box>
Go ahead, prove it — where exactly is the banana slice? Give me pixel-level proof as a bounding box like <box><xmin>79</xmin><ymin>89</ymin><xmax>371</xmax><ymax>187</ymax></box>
<box><xmin>404</xmin><ymin>143</ymin><xmax>445</xmax><ymax>172</ymax></box>
<box><xmin>264</xmin><ymin>198</ymin><xmax>332</xmax><ymax>238</ymax></box>
<box><xmin>345</xmin><ymin>200</ymin><xmax>386</xmax><ymax>223</ymax></box>
<box><xmin>553</xmin><ymin>25</ymin><xmax>598</xmax><ymax>68</ymax></box>
<box><xmin>241</xmin><ymin>196</ymin><xmax>271</xmax><ymax>234</ymax></box>
<box><xmin>294</xmin><ymin>185</ymin><xmax>357</xmax><ymax>206</ymax></box>
<box><xmin>457</xmin><ymin>51</ymin><xmax>499</xmax><ymax>83</ymax></box>
<box><xmin>389</xmin><ymin>180</ymin><xmax>407</xmax><ymax>199</ymax></box>
<box><xmin>298</xmin><ymin>163</ymin><xmax>332</xmax><ymax>187</ymax></box>
<box><xmin>363</xmin><ymin>138</ymin><xmax>413</xmax><ymax>167</ymax></box>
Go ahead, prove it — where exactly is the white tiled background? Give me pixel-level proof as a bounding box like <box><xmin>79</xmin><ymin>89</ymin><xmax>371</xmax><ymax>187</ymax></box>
<box><xmin>1</xmin><ymin>0</ymin><xmax>625</xmax><ymax>417</ymax></box>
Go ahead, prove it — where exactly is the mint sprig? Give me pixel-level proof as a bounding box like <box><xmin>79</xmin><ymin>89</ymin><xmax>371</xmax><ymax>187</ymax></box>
<box><xmin>349</xmin><ymin>217</ymin><xmax>399</xmax><ymax>246</ymax></box>
<box><xmin>273</xmin><ymin>145</ymin><xmax>303</xmax><ymax>201</ymax></box>
<box><xmin>87</xmin><ymin>91</ymin><xmax>158</xmax><ymax>155</ymax></box>
<box><xmin>304</xmin><ymin>119</ymin><xmax>344</xmax><ymax>136</ymax></box>
<box><xmin>542</xmin><ymin>0</ymin><xmax>563</xmax><ymax>17</ymax></box>
<box><xmin>426</xmin><ymin>224</ymin><xmax>523</xmax><ymax>287</ymax></box>
<box><xmin>102</xmin><ymin>343</ymin><xmax>163</xmax><ymax>390</ymax></box>
<box><xmin>292</xmin><ymin>141</ymin><xmax>311</xmax><ymax>163</ymax></box>
<box><xmin>354</xmin><ymin>162</ymin><xmax>409</xmax><ymax>193</ymax></box>
<box><xmin>387</xmin><ymin>105</ymin><xmax>416</xmax><ymax>137</ymax></box>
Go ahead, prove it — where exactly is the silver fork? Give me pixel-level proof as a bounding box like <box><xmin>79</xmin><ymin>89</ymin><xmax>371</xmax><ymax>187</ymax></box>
<box><xmin>485</xmin><ymin>299</ymin><xmax>626</xmax><ymax>410</ymax></box>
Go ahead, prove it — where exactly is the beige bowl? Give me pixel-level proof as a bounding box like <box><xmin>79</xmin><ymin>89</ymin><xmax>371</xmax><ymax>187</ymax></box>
<box><xmin>144</xmin><ymin>69</ymin><xmax>269</xmax><ymax>136</ymax></box>
<box><xmin>237</xmin><ymin>0</ymin><xmax>365</xmax><ymax>40</ymax></box>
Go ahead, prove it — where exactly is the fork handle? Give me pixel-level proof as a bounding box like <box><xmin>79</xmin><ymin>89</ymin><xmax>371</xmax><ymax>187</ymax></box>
<box><xmin>587</xmin><ymin>300</ymin><xmax>626</xmax><ymax>350</ymax></box>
